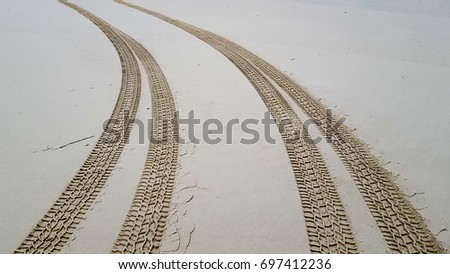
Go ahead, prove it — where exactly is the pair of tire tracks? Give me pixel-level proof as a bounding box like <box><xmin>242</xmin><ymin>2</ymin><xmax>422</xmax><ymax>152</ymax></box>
<box><xmin>116</xmin><ymin>0</ymin><xmax>443</xmax><ymax>253</ymax></box>
<box><xmin>116</xmin><ymin>0</ymin><xmax>358</xmax><ymax>254</ymax></box>
<box><xmin>202</xmin><ymin>25</ymin><xmax>444</xmax><ymax>254</ymax></box>
<box><xmin>15</xmin><ymin>0</ymin><xmax>177</xmax><ymax>254</ymax></box>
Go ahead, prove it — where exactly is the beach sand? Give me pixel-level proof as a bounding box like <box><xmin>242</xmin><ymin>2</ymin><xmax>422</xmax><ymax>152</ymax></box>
<box><xmin>1</xmin><ymin>0</ymin><xmax>449</xmax><ymax>253</ymax></box>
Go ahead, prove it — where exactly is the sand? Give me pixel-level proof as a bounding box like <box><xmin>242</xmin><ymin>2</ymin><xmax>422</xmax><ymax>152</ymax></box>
<box><xmin>1</xmin><ymin>0</ymin><xmax>449</xmax><ymax>253</ymax></box>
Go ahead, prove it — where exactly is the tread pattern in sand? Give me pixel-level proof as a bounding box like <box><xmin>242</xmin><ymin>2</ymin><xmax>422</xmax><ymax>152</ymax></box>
<box><xmin>116</xmin><ymin>0</ymin><xmax>359</xmax><ymax>254</ymax></box>
<box><xmin>111</xmin><ymin>32</ymin><xmax>179</xmax><ymax>254</ymax></box>
<box><xmin>218</xmin><ymin>38</ymin><xmax>444</xmax><ymax>254</ymax></box>
<box><xmin>15</xmin><ymin>0</ymin><xmax>141</xmax><ymax>253</ymax></box>
<box><xmin>116</xmin><ymin>0</ymin><xmax>443</xmax><ymax>253</ymax></box>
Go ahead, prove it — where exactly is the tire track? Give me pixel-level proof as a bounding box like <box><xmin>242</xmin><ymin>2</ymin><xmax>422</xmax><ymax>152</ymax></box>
<box><xmin>200</xmin><ymin>24</ymin><xmax>444</xmax><ymax>254</ymax></box>
<box><xmin>111</xmin><ymin>32</ymin><xmax>179</xmax><ymax>254</ymax></box>
<box><xmin>15</xmin><ymin>0</ymin><xmax>141</xmax><ymax>253</ymax></box>
<box><xmin>116</xmin><ymin>0</ymin><xmax>359</xmax><ymax>254</ymax></box>
<box><xmin>117</xmin><ymin>0</ymin><xmax>444</xmax><ymax>253</ymax></box>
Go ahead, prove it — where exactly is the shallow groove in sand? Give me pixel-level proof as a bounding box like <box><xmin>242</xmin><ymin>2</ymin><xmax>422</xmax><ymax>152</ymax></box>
<box><xmin>15</xmin><ymin>0</ymin><xmax>141</xmax><ymax>253</ymax></box>
<box><xmin>116</xmin><ymin>0</ymin><xmax>359</xmax><ymax>254</ymax></box>
<box><xmin>117</xmin><ymin>0</ymin><xmax>443</xmax><ymax>253</ymax></box>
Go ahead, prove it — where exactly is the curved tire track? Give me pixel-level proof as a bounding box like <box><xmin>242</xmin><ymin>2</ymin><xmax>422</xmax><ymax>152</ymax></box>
<box><xmin>111</xmin><ymin>32</ymin><xmax>179</xmax><ymax>254</ymax></box>
<box><xmin>15</xmin><ymin>0</ymin><xmax>142</xmax><ymax>253</ymax></box>
<box><xmin>116</xmin><ymin>0</ymin><xmax>359</xmax><ymax>254</ymax></box>
<box><xmin>117</xmin><ymin>0</ymin><xmax>443</xmax><ymax>253</ymax></box>
<box><xmin>202</xmin><ymin>24</ymin><xmax>444</xmax><ymax>254</ymax></box>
